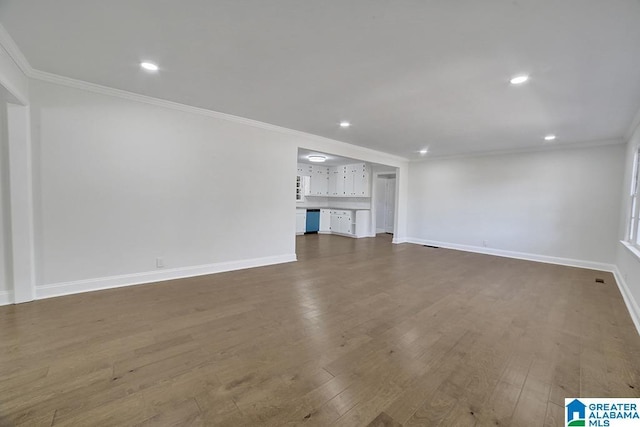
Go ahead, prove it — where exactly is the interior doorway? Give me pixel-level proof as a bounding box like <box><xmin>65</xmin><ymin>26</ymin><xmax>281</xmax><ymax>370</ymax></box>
<box><xmin>375</xmin><ymin>174</ymin><xmax>396</xmax><ymax>234</ymax></box>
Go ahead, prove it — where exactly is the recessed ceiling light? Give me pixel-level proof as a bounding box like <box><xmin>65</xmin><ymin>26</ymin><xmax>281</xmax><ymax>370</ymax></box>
<box><xmin>510</xmin><ymin>74</ymin><xmax>529</xmax><ymax>85</ymax></box>
<box><xmin>308</xmin><ymin>155</ymin><xmax>327</xmax><ymax>163</ymax></box>
<box><xmin>544</xmin><ymin>134</ymin><xmax>557</xmax><ymax>141</ymax></box>
<box><xmin>339</xmin><ymin>121</ymin><xmax>351</xmax><ymax>128</ymax></box>
<box><xmin>140</xmin><ymin>61</ymin><xmax>159</xmax><ymax>72</ymax></box>
<box><xmin>419</xmin><ymin>149</ymin><xmax>428</xmax><ymax>155</ymax></box>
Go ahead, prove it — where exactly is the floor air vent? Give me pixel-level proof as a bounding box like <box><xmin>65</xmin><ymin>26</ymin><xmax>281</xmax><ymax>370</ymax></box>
<box><xmin>595</xmin><ymin>278</ymin><xmax>605</xmax><ymax>283</ymax></box>
<box><xmin>423</xmin><ymin>245</ymin><xmax>439</xmax><ymax>249</ymax></box>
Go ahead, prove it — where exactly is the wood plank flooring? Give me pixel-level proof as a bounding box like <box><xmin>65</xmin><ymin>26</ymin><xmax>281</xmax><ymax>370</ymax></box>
<box><xmin>0</xmin><ymin>234</ymin><xmax>639</xmax><ymax>426</ymax></box>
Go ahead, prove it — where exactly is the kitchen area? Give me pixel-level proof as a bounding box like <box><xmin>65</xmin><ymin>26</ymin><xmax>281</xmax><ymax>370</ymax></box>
<box><xmin>296</xmin><ymin>149</ymin><xmax>397</xmax><ymax>240</ymax></box>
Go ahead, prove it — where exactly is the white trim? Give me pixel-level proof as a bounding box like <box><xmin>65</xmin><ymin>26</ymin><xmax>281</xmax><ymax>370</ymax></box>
<box><xmin>620</xmin><ymin>240</ymin><xmax>640</xmax><ymax>260</ymax></box>
<box><xmin>392</xmin><ymin>237</ymin><xmax>408</xmax><ymax>244</ymax></box>
<box><xmin>612</xmin><ymin>266</ymin><xmax>640</xmax><ymax>336</ymax></box>
<box><xmin>0</xmin><ymin>20</ymin><xmax>634</xmax><ymax>162</ymax></box>
<box><xmin>28</xmin><ymin>70</ymin><xmax>408</xmax><ymax>165</ymax></box>
<box><xmin>405</xmin><ymin>237</ymin><xmax>616</xmax><ymax>272</ymax></box>
<box><xmin>0</xmin><ymin>23</ymin><xmax>32</xmax><ymax>75</ymax></box>
<box><xmin>7</xmin><ymin>104</ymin><xmax>36</xmax><ymax>303</ymax></box>
<box><xmin>0</xmin><ymin>52</ymin><xmax>29</xmax><ymax>106</ymax></box>
<box><xmin>36</xmin><ymin>254</ymin><xmax>296</xmax><ymax>300</ymax></box>
<box><xmin>413</xmin><ymin>138</ymin><xmax>625</xmax><ymax>162</ymax></box>
<box><xmin>406</xmin><ymin>238</ymin><xmax>640</xmax><ymax>334</ymax></box>
<box><xmin>0</xmin><ymin>290</ymin><xmax>14</xmax><ymax>306</ymax></box>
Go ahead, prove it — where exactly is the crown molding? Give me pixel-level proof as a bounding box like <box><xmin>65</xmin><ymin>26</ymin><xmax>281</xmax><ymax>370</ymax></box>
<box><xmin>0</xmin><ymin>23</ymin><xmax>32</xmax><ymax>75</ymax></box>
<box><xmin>2</xmin><ymin>19</ymin><xmax>629</xmax><ymax>163</ymax></box>
<box><xmin>28</xmin><ymin>68</ymin><xmax>409</xmax><ymax>165</ymax></box>
<box><xmin>0</xmin><ymin>21</ymin><xmax>408</xmax><ymax>165</ymax></box>
<box><xmin>411</xmin><ymin>138</ymin><xmax>625</xmax><ymax>162</ymax></box>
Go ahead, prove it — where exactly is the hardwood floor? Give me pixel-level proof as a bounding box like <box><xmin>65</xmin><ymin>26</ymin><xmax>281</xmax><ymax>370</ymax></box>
<box><xmin>1</xmin><ymin>234</ymin><xmax>638</xmax><ymax>426</ymax></box>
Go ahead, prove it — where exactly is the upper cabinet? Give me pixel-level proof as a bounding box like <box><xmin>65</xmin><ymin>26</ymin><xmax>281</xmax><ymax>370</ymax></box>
<box><xmin>309</xmin><ymin>165</ymin><xmax>329</xmax><ymax>195</ymax></box>
<box><xmin>353</xmin><ymin>163</ymin><xmax>369</xmax><ymax>197</ymax></box>
<box><xmin>297</xmin><ymin>164</ymin><xmax>313</xmax><ymax>176</ymax></box>
<box><xmin>299</xmin><ymin>162</ymin><xmax>370</xmax><ymax>198</ymax></box>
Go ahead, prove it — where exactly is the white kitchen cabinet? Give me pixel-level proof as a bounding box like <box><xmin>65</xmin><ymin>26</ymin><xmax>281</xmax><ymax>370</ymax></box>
<box><xmin>329</xmin><ymin>211</ymin><xmax>339</xmax><ymax>233</ymax></box>
<box><xmin>297</xmin><ymin>163</ymin><xmax>313</xmax><ymax>176</ymax></box>
<box><xmin>306</xmin><ymin>208</ymin><xmax>370</xmax><ymax>238</ymax></box>
<box><xmin>297</xmin><ymin>162</ymin><xmax>369</xmax><ymax>198</ymax></box>
<box><xmin>309</xmin><ymin>165</ymin><xmax>329</xmax><ymax>195</ymax></box>
<box><xmin>353</xmin><ymin>163</ymin><xmax>370</xmax><ymax>196</ymax></box>
<box><xmin>342</xmin><ymin>212</ymin><xmax>354</xmax><ymax>234</ymax></box>
<box><xmin>319</xmin><ymin>209</ymin><xmax>331</xmax><ymax>232</ymax></box>
<box><xmin>355</xmin><ymin>210</ymin><xmax>371</xmax><ymax>237</ymax></box>
<box><xmin>344</xmin><ymin>171</ymin><xmax>355</xmax><ymax>196</ymax></box>
<box><xmin>329</xmin><ymin>210</ymin><xmax>354</xmax><ymax>235</ymax></box>
<box><xmin>296</xmin><ymin>209</ymin><xmax>307</xmax><ymax>235</ymax></box>
<box><xmin>328</xmin><ymin>169</ymin><xmax>346</xmax><ymax>196</ymax></box>
<box><xmin>336</xmin><ymin>169</ymin><xmax>345</xmax><ymax>196</ymax></box>
<box><xmin>338</xmin><ymin>163</ymin><xmax>370</xmax><ymax>197</ymax></box>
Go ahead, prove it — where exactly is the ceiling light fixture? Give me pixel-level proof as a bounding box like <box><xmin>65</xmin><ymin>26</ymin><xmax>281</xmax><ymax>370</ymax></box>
<box><xmin>339</xmin><ymin>121</ymin><xmax>351</xmax><ymax>128</ymax></box>
<box><xmin>544</xmin><ymin>134</ymin><xmax>557</xmax><ymax>141</ymax></box>
<box><xmin>419</xmin><ymin>149</ymin><xmax>428</xmax><ymax>155</ymax></box>
<box><xmin>308</xmin><ymin>155</ymin><xmax>327</xmax><ymax>163</ymax></box>
<box><xmin>509</xmin><ymin>74</ymin><xmax>529</xmax><ymax>85</ymax></box>
<box><xmin>140</xmin><ymin>61</ymin><xmax>159</xmax><ymax>72</ymax></box>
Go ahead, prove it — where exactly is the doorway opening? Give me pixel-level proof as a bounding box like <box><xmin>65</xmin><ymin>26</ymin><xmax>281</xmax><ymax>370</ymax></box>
<box><xmin>295</xmin><ymin>148</ymin><xmax>399</xmax><ymax>257</ymax></box>
<box><xmin>375</xmin><ymin>173</ymin><xmax>396</xmax><ymax>235</ymax></box>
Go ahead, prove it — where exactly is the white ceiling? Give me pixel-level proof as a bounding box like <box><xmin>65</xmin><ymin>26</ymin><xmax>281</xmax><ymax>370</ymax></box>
<box><xmin>298</xmin><ymin>148</ymin><xmax>364</xmax><ymax>167</ymax></box>
<box><xmin>2</xmin><ymin>0</ymin><xmax>640</xmax><ymax>158</ymax></box>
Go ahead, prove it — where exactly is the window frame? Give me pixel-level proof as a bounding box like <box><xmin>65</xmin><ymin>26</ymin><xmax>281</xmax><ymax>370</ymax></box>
<box><xmin>628</xmin><ymin>146</ymin><xmax>640</xmax><ymax>247</ymax></box>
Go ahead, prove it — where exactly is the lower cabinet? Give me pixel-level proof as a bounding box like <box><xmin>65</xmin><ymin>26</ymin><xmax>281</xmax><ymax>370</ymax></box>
<box><xmin>329</xmin><ymin>210</ymin><xmax>353</xmax><ymax>235</ymax></box>
<box><xmin>354</xmin><ymin>210</ymin><xmax>371</xmax><ymax>237</ymax></box>
<box><xmin>318</xmin><ymin>209</ymin><xmax>370</xmax><ymax>237</ymax></box>
<box><xmin>295</xmin><ymin>209</ymin><xmax>307</xmax><ymax>235</ymax></box>
<box><xmin>319</xmin><ymin>209</ymin><xmax>331</xmax><ymax>232</ymax></box>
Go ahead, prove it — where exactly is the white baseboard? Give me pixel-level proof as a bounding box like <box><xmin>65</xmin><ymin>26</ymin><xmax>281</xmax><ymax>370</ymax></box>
<box><xmin>0</xmin><ymin>290</ymin><xmax>14</xmax><ymax>306</ymax></box>
<box><xmin>612</xmin><ymin>267</ymin><xmax>640</xmax><ymax>336</ymax></box>
<box><xmin>35</xmin><ymin>253</ymin><xmax>297</xmax><ymax>300</ymax></box>
<box><xmin>405</xmin><ymin>237</ymin><xmax>640</xmax><ymax>334</ymax></box>
<box><xmin>405</xmin><ymin>237</ymin><xmax>616</xmax><ymax>272</ymax></box>
<box><xmin>392</xmin><ymin>237</ymin><xmax>408</xmax><ymax>244</ymax></box>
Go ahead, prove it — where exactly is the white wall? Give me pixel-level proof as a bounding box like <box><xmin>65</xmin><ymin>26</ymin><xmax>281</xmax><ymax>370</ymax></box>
<box><xmin>0</xmin><ymin>27</ymin><xmax>409</xmax><ymax>303</ymax></box>
<box><xmin>0</xmin><ymin>100</ymin><xmax>9</xmax><ymax>297</ymax></box>
<box><xmin>615</xmin><ymin>122</ymin><xmax>640</xmax><ymax>331</ymax></box>
<box><xmin>31</xmin><ymin>79</ymin><xmax>298</xmax><ymax>287</ymax></box>
<box><xmin>0</xmin><ymin>24</ymin><xmax>30</xmax><ymax>303</ymax></box>
<box><xmin>407</xmin><ymin>144</ymin><xmax>625</xmax><ymax>265</ymax></box>
<box><xmin>28</xmin><ymin>79</ymin><xmax>408</xmax><ymax>298</ymax></box>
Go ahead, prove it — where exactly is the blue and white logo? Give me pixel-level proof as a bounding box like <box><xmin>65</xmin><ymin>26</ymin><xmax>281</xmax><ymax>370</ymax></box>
<box><xmin>565</xmin><ymin>398</ymin><xmax>640</xmax><ymax>427</ymax></box>
<box><xmin>567</xmin><ymin>399</ymin><xmax>587</xmax><ymax>426</ymax></box>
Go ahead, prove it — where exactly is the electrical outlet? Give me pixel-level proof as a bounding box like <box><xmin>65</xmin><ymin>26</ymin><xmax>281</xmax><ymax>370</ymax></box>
<box><xmin>482</xmin><ymin>240</ymin><xmax>488</xmax><ymax>247</ymax></box>
<box><xmin>156</xmin><ymin>257</ymin><xmax>164</xmax><ymax>268</ymax></box>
